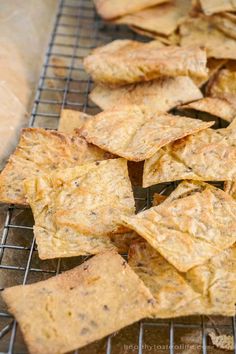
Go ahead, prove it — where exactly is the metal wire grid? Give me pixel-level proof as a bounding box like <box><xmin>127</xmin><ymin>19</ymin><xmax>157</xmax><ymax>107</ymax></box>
<box><xmin>0</xmin><ymin>0</ymin><xmax>235</xmax><ymax>353</ymax></box>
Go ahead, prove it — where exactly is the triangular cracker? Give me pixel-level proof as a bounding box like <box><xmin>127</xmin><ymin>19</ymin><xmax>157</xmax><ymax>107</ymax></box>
<box><xmin>180</xmin><ymin>15</ymin><xmax>236</xmax><ymax>59</ymax></box>
<box><xmin>143</xmin><ymin>120</ymin><xmax>236</xmax><ymax>187</ymax></box>
<box><xmin>84</xmin><ymin>40</ymin><xmax>208</xmax><ymax>86</ymax></box>
<box><xmin>179</xmin><ymin>97</ymin><xmax>236</xmax><ymax>122</ymax></box>
<box><xmin>0</xmin><ymin>128</ymin><xmax>110</xmax><ymax>205</ymax></box>
<box><xmin>80</xmin><ymin>105</ymin><xmax>213</xmax><ymax>161</ymax></box>
<box><xmin>129</xmin><ymin>241</ymin><xmax>236</xmax><ymax>317</ymax></box>
<box><xmin>2</xmin><ymin>251</ymin><xmax>155</xmax><ymax>353</ymax></box>
<box><xmin>93</xmin><ymin>0</ymin><xmax>169</xmax><ymax>19</ymax></box>
<box><xmin>121</xmin><ymin>181</ymin><xmax>236</xmax><ymax>272</ymax></box>
<box><xmin>25</xmin><ymin>159</ymin><xmax>135</xmax><ymax>259</ymax></box>
<box><xmin>90</xmin><ymin>76</ymin><xmax>203</xmax><ymax>113</ymax></box>
<box><xmin>113</xmin><ymin>0</ymin><xmax>191</xmax><ymax>37</ymax></box>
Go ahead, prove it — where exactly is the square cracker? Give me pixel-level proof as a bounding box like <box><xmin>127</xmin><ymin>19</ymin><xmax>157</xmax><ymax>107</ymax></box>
<box><xmin>90</xmin><ymin>76</ymin><xmax>203</xmax><ymax>113</ymax></box>
<box><xmin>80</xmin><ymin>105</ymin><xmax>213</xmax><ymax>161</ymax></box>
<box><xmin>84</xmin><ymin>39</ymin><xmax>208</xmax><ymax>86</ymax></box>
<box><xmin>121</xmin><ymin>181</ymin><xmax>236</xmax><ymax>272</ymax></box>
<box><xmin>143</xmin><ymin>120</ymin><xmax>236</xmax><ymax>187</ymax></box>
<box><xmin>0</xmin><ymin>128</ymin><xmax>110</xmax><ymax>205</ymax></box>
<box><xmin>129</xmin><ymin>241</ymin><xmax>236</xmax><ymax>317</ymax></box>
<box><xmin>2</xmin><ymin>251</ymin><xmax>155</xmax><ymax>354</ymax></box>
<box><xmin>93</xmin><ymin>0</ymin><xmax>169</xmax><ymax>20</ymax></box>
<box><xmin>113</xmin><ymin>0</ymin><xmax>191</xmax><ymax>37</ymax></box>
<box><xmin>179</xmin><ymin>97</ymin><xmax>236</xmax><ymax>123</ymax></box>
<box><xmin>180</xmin><ymin>15</ymin><xmax>236</xmax><ymax>59</ymax></box>
<box><xmin>24</xmin><ymin>158</ymin><xmax>135</xmax><ymax>259</ymax></box>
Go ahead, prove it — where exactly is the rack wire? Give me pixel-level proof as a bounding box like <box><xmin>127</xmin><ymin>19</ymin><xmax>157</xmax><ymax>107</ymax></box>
<box><xmin>0</xmin><ymin>0</ymin><xmax>235</xmax><ymax>353</ymax></box>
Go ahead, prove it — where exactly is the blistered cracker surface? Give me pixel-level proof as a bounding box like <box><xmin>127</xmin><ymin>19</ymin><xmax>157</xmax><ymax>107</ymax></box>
<box><xmin>122</xmin><ymin>182</ymin><xmax>236</xmax><ymax>272</ymax></box>
<box><xmin>84</xmin><ymin>39</ymin><xmax>208</xmax><ymax>86</ymax></box>
<box><xmin>143</xmin><ymin>120</ymin><xmax>236</xmax><ymax>187</ymax></box>
<box><xmin>80</xmin><ymin>105</ymin><xmax>213</xmax><ymax>161</ymax></box>
<box><xmin>180</xmin><ymin>15</ymin><xmax>236</xmax><ymax>59</ymax></box>
<box><xmin>129</xmin><ymin>241</ymin><xmax>236</xmax><ymax>317</ymax></box>
<box><xmin>0</xmin><ymin>128</ymin><xmax>111</xmax><ymax>205</ymax></box>
<box><xmin>24</xmin><ymin>159</ymin><xmax>135</xmax><ymax>259</ymax></box>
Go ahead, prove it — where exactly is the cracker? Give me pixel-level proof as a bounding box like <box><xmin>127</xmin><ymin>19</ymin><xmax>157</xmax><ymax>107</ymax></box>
<box><xmin>209</xmin><ymin>333</ymin><xmax>234</xmax><ymax>351</ymax></box>
<box><xmin>207</xmin><ymin>68</ymin><xmax>236</xmax><ymax>97</ymax></box>
<box><xmin>2</xmin><ymin>251</ymin><xmax>155</xmax><ymax>354</ymax></box>
<box><xmin>24</xmin><ymin>159</ymin><xmax>135</xmax><ymax>259</ymax></box>
<box><xmin>58</xmin><ymin>109</ymin><xmax>115</xmax><ymax>160</ymax></box>
<box><xmin>80</xmin><ymin>105</ymin><xmax>213</xmax><ymax>161</ymax></box>
<box><xmin>129</xmin><ymin>241</ymin><xmax>236</xmax><ymax>317</ymax></box>
<box><xmin>186</xmin><ymin>245</ymin><xmax>236</xmax><ymax>316</ymax></box>
<box><xmin>93</xmin><ymin>0</ymin><xmax>169</xmax><ymax>19</ymax></box>
<box><xmin>84</xmin><ymin>40</ymin><xmax>208</xmax><ymax>86</ymax></box>
<box><xmin>193</xmin><ymin>58</ymin><xmax>227</xmax><ymax>87</ymax></box>
<box><xmin>143</xmin><ymin>121</ymin><xmax>236</xmax><ymax>187</ymax></box>
<box><xmin>90</xmin><ymin>76</ymin><xmax>203</xmax><ymax>113</ymax></box>
<box><xmin>0</xmin><ymin>128</ymin><xmax>111</xmax><ymax>205</ymax></box>
<box><xmin>199</xmin><ymin>0</ymin><xmax>236</xmax><ymax>15</ymax></box>
<box><xmin>179</xmin><ymin>97</ymin><xmax>236</xmax><ymax>122</ymax></box>
<box><xmin>114</xmin><ymin>0</ymin><xmax>191</xmax><ymax>37</ymax></box>
<box><xmin>180</xmin><ymin>15</ymin><xmax>236</xmax><ymax>59</ymax></box>
<box><xmin>58</xmin><ymin>109</ymin><xmax>91</xmax><ymax>133</ymax></box>
<box><xmin>121</xmin><ymin>182</ymin><xmax>236</xmax><ymax>272</ymax></box>
<box><xmin>210</xmin><ymin>12</ymin><xmax>236</xmax><ymax>40</ymax></box>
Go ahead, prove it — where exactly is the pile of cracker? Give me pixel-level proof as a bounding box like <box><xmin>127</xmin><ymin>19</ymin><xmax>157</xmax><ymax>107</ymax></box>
<box><xmin>1</xmin><ymin>1</ymin><xmax>236</xmax><ymax>353</ymax></box>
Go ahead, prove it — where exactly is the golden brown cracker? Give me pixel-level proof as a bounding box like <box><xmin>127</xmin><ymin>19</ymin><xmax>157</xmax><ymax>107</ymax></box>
<box><xmin>80</xmin><ymin>105</ymin><xmax>213</xmax><ymax>161</ymax></box>
<box><xmin>93</xmin><ymin>0</ymin><xmax>169</xmax><ymax>19</ymax></box>
<box><xmin>25</xmin><ymin>159</ymin><xmax>135</xmax><ymax>259</ymax></box>
<box><xmin>179</xmin><ymin>97</ymin><xmax>236</xmax><ymax>122</ymax></box>
<box><xmin>84</xmin><ymin>40</ymin><xmax>208</xmax><ymax>86</ymax></box>
<box><xmin>129</xmin><ymin>241</ymin><xmax>236</xmax><ymax>317</ymax></box>
<box><xmin>122</xmin><ymin>182</ymin><xmax>236</xmax><ymax>272</ymax></box>
<box><xmin>0</xmin><ymin>128</ymin><xmax>110</xmax><ymax>205</ymax></box>
<box><xmin>114</xmin><ymin>0</ymin><xmax>191</xmax><ymax>37</ymax></box>
<box><xmin>143</xmin><ymin>121</ymin><xmax>236</xmax><ymax>187</ymax></box>
<box><xmin>90</xmin><ymin>76</ymin><xmax>203</xmax><ymax>113</ymax></box>
<box><xmin>2</xmin><ymin>251</ymin><xmax>155</xmax><ymax>353</ymax></box>
<box><xmin>180</xmin><ymin>15</ymin><xmax>236</xmax><ymax>59</ymax></box>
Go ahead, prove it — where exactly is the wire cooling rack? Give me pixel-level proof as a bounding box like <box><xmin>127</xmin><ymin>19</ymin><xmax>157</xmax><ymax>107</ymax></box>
<box><xmin>0</xmin><ymin>0</ymin><xmax>235</xmax><ymax>353</ymax></box>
